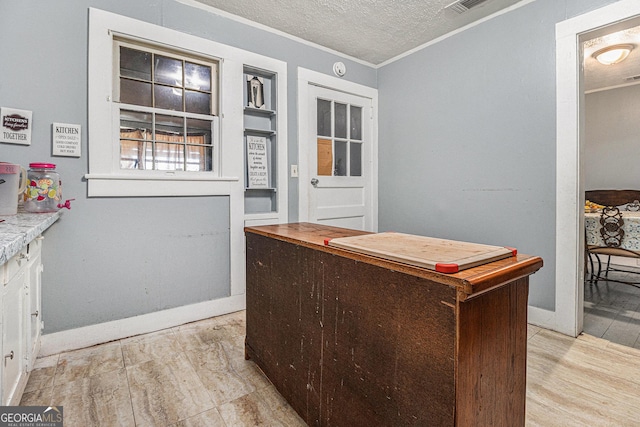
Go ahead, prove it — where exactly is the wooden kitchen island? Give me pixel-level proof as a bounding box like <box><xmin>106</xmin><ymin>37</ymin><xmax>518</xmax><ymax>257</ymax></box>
<box><xmin>244</xmin><ymin>223</ymin><xmax>543</xmax><ymax>426</ymax></box>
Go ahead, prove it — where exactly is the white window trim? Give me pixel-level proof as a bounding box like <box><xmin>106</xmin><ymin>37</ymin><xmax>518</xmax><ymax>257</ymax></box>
<box><xmin>87</xmin><ymin>8</ymin><xmax>246</xmax><ymax>197</ymax></box>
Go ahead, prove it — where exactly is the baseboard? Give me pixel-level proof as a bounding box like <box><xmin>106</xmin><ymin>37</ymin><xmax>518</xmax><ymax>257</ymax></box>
<box><xmin>528</xmin><ymin>305</ymin><xmax>556</xmax><ymax>331</ymax></box>
<box><xmin>39</xmin><ymin>294</ymin><xmax>246</xmax><ymax>357</ymax></box>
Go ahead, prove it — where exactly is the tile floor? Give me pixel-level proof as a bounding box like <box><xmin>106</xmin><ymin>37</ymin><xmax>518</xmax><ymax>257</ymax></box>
<box><xmin>20</xmin><ymin>311</ymin><xmax>306</xmax><ymax>426</ymax></box>
<box><xmin>583</xmin><ymin>267</ymin><xmax>640</xmax><ymax>350</ymax></box>
<box><xmin>21</xmin><ymin>309</ymin><xmax>640</xmax><ymax>426</ymax></box>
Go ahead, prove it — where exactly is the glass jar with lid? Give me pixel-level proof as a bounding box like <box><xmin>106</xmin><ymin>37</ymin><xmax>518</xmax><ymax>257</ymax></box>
<box><xmin>23</xmin><ymin>163</ymin><xmax>61</xmax><ymax>212</ymax></box>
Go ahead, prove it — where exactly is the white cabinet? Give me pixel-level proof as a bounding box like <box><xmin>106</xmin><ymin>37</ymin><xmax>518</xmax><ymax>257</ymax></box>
<box><xmin>0</xmin><ymin>236</ymin><xmax>44</xmax><ymax>405</ymax></box>
<box><xmin>2</xmin><ymin>264</ymin><xmax>26</xmax><ymax>405</ymax></box>
<box><xmin>25</xmin><ymin>236</ymin><xmax>43</xmax><ymax>372</ymax></box>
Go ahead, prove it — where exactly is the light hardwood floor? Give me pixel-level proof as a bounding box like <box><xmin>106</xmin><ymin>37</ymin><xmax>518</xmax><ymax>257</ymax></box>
<box><xmin>20</xmin><ymin>311</ymin><xmax>640</xmax><ymax>426</ymax></box>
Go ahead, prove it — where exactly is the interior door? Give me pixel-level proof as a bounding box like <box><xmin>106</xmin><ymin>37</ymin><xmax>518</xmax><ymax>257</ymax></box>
<box><xmin>308</xmin><ymin>85</ymin><xmax>373</xmax><ymax>231</ymax></box>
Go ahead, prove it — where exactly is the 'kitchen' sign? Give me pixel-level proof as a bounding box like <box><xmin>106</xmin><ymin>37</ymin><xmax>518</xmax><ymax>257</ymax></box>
<box><xmin>1</xmin><ymin>107</ymin><xmax>32</xmax><ymax>146</ymax></box>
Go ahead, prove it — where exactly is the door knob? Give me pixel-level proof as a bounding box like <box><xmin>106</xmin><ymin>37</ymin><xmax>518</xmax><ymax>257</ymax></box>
<box><xmin>310</xmin><ymin>178</ymin><xmax>319</xmax><ymax>187</ymax></box>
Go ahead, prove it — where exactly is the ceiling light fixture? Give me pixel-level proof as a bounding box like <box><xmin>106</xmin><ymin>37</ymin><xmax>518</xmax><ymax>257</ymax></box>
<box><xmin>593</xmin><ymin>44</ymin><xmax>634</xmax><ymax>65</ymax></box>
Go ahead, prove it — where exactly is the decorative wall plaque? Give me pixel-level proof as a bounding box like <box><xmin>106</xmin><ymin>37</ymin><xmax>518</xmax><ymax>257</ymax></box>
<box><xmin>247</xmin><ymin>135</ymin><xmax>269</xmax><ymax>188</ymax></box>
<box><xmin>52</xmin><ymin>122</ymin><xmax>82</xmax><ymax>157</ymax></box>
<box><xmin>1</xmin><ymin>107</ymin><xmax>32</xmax><ymax>145</ymax></box>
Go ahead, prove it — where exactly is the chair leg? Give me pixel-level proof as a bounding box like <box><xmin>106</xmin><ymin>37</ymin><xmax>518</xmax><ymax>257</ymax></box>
<box><xmin>588</xmin><ymin>253</ymin><xmax>595</xmax><ymax>284</ymax></box>
<box><xmin>594</xmin><ymin>254</ymin><xmax>602</xmax><ymax>285</ymax></box>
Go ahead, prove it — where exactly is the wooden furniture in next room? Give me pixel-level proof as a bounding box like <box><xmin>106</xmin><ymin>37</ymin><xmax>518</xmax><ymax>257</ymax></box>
<box><xmin>244</xmin><ymin>223</ymin><xmax>543</xmax><ymax>426</ymax></box>
<box><xmin>585</xmin><ymin>189</ymin><xmax>640</xmax><ymax>207</ymax></box>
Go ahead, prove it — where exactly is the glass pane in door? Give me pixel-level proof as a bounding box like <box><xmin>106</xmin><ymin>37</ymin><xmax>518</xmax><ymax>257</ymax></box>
<box><xmin>350</xmin><ymin>142</ymin><xmax>362</xmax><ymax>176</ymax></box>
<box><xmin>335</xmin><ymin>103</ymin><xmax>347</xmax><ymax>139</ymax></box>
<box><xmin>350</xmin><ymin>105</ymin><xmax>362</xmax><ymax>140</ymax></box>
<box><xmin>335</xmin><ymin>140</ymin><xmax>347</xmax><ymax>176</ymax></box>
<box><xmin>317</xmin><ymin>99</ymin><xmax>332</xmax><ymax>137</ymax></box>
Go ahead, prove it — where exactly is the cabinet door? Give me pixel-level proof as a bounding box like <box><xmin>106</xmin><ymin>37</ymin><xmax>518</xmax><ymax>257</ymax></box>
<box><xmin>25</xmin><ymin>237</ymin><xmax>43</xmax><ymax>372</ymax></box>
<box><xmin>2</xmin><ymin>268</ymin><xmax>26</xmax><ymax>405</ymax></box>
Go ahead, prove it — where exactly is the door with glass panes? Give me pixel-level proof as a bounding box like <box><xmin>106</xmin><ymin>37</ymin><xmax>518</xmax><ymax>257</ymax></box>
<box><xmin>308</xmin><ymin>85</ymin><xmax>373</xmax><ymax>231</ymax></box>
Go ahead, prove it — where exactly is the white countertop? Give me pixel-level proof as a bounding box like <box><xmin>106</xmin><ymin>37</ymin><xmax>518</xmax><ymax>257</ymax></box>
<box><xmin>0</xmin><ymin>208</ymin><xmax>62</xmax><ymax>265</ymax></box>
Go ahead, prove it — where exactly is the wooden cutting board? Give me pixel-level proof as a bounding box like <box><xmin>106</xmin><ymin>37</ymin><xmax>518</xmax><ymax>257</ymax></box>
<box><xmin>326</xmin><ymin>232</ymin><xmax>515</xmax><ymax>273</ymax></box>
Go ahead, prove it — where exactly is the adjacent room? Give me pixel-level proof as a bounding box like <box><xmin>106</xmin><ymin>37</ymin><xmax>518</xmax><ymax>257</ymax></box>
<box><xmin>2</xmin><ymin>0</ymin><xmax>640</xmax><ymax>425</ymax></box>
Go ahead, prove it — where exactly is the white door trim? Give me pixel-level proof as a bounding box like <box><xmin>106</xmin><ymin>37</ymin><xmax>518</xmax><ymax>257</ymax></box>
<box><xmin>297</xmin><ymin>67</ymin><xmax>379</xmax><ymax>230</ymax></box>
<box><xmin>554</xmin><ymin>0</ymin><xmax>640</xmax><ymax>336</ymax></box>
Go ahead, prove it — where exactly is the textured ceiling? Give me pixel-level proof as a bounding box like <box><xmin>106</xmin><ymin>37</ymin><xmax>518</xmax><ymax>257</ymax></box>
<box><xmin>190</xmin><ymin>0</ymin><xmax>523</xmax><ymax>65</ymax></box>
<box><xmin>188</xmin><ymin>0</ymin><xmax>640</xmax><ymax>92</ymax></box>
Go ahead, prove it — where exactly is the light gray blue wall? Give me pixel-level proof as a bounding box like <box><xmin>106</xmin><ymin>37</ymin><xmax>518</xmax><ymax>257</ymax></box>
<box><xmin>585</xmin><ymin>85</ymin><xmax>640</xmax><ymax>190</ymax></box>
<box><xmin>0</xmin><ymin>0</ymin><xmax>376</xmax><ymax>333</ymax></box>
<box><xmin>377</xmin><ymin>0</ymin><xmax>621</xmax><ymax>311</ymax></box>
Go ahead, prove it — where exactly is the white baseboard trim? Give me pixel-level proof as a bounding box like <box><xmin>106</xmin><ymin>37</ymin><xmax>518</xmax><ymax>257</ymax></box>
<box><xmin>39</xmin><ymin>294</ymin><xmax>246</xmax><ymax>357</ymax></box>
<box><xmin>528</xmin><ymin>305</ymin><xmax>557</xmax><ymax>332</ymax></box>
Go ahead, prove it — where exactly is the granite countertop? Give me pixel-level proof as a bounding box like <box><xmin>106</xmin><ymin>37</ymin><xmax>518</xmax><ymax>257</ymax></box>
<box><xmin>0</xmin><ymin>208</ymin><xmax>62</xmax><ymax>265</ymax></box>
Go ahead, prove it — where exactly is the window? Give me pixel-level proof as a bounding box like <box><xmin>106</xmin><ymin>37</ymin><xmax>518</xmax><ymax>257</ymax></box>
<box><xmin>87</xmin><ymin>8</ymin><xmax>285</xmax><ymax>198</ymax></box>
<box><xmin>316</xmin><ymin>99</ymin><xmax>363</xmax><ymax>177</ymax></box>
<box><xmin>115</xmin><ymin>40</ymin><xmax>219</xmax><ymax>173</ymax></box>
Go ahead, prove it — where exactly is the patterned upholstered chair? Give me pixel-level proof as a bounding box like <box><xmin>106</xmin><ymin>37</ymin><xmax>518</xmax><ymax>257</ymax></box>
<box><xmin>586</xmin><ymin>206</ymin><xmax>640</xmax><ymax>286</ymax></box>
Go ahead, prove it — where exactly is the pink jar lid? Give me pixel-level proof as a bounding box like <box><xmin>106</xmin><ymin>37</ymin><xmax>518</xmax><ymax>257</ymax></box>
<box><xmin>29</xmin><ymin>162</ymin><xmax>56</xmax><ymax>169</ymax></box>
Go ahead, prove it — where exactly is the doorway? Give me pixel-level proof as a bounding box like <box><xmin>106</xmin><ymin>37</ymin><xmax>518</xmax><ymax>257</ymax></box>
<box><xmin>297</xmin><ymin>68</ymin><xmax>378</xmax><ymax>231</ymax></box>
<box><xmin>555</xmin><ymin>0</ymin><xmax>640</xmax><ymax>337</ymax></box>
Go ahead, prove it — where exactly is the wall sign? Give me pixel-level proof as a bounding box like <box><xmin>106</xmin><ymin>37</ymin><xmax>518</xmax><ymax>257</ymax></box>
<box><xmin>246</xmin><ymin>135</ymin><xmax>269</xmax><ymax>188</ymax></box>
<box><xmin>52</xmin><ymin>122</ymin><xmax>81</xmax><ymax>157</ymax></box>
<box><xmin>1</xmin><ymin>107</ymin><xmax>32</xmax><ymax>145</ymax></box>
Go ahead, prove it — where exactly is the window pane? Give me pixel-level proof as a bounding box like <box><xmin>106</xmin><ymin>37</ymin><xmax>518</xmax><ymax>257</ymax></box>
<box><xmin>185</xmin><ymin>62</ymin><xmax>211</xmax><ymax>91</ymax></box>
<box><xmin>155</xmin><ymin>143</ymin><xmax>185</xmax><ymax>171</ymax></box>
<box><xmin>187</xmin><ymin>118</ymin><xmax>212</xmax><ymax>145</ymax></box>
<box><xmin>317</xmin><ymin>99</ymin><xmax>331</xmax><ymax>137</ymax></box>
<box><xmin>120</xmin><ymin>79</ymin><xmax>152</xmax><ymax>106</ymax></box>
<box><xmin>120</xmin><ymin>47</ymin><xmax>151</xmax><ymax>81</ymax></box>
<box><xmin>155</xmin><ymin>55</ymin><xmax>182</xmax><ymax>86</ymax></box>
<box><xmin>335</xmin><ymin>140</ymin><xmax>347</xmax><ymax>176</ymax></box>
<box><xmin>186</xmin><ymin>145</ymin><xmax>212</xmax><ymax>171</ymax></box>
<box><xmin>186</xmin><ymin>118</ymin><xmax>212</xmax><ymax>172</ymax></box>
<box><xmin>120</xmin><ymin>109</ymin><xmax>152</xmax><ymax>130</ymax></box>
<box><xmin>156</xmin><ymin>114</ymin><xmax>184</xmax><ymax>141</ymax></box>
<box><xmin>155</xmin><ymin>85</ymin><xmax>183</xmax><ymax>111</ymax></box>
<box><xmin>335</xmin><ymin>103</ymin><xmax>347</xmax><ymax>139</ymax></box>
<box><xmin>120</xmin><ymin>110</ymin><xmax>152</xmax><ymax>170</ymax></box>
<box><xmin>350</xmin><ymin>105</ymin><xmax>362</xmax><ymax>141</ymax></box>
<box><xmin>350</xmin><ymin>142</ymin><xmax>362</xmax><ymax>177</ymax></box>
<box><xmin>185</xmin><ymin>90</ymin><xmax>211</xmax><ymax>115</ymax></box>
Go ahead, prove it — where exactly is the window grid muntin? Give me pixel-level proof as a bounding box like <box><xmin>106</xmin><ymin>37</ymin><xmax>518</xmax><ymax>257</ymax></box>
<box><xmin>118</xmin><ymin>47</ymin><xmax>214</xmax><ymax>114</ymax></box>
<box><xmin>316</xmin><ymin>98</ymin><xmax>363</xmax><ymax>177</ymax></box>
<box><xmin>115</xmin><ymin>39</ymin><xmax>219</xmax><ymax>173</ymax></box>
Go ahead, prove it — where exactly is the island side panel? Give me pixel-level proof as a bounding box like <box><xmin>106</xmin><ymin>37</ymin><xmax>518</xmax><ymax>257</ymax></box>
<box><xmin>246</xmin><ymin>230</ymin><xmax>460</xmax><ymax>426</ymax></box>
<box><xmin>245</xmin><ymin>232</ymin><xmax>323</xmax><ymax>424</ymax></box>
<box><xmin>455</xmin><ymin>277</ymin><xmax>529</xmax><ymax>427</ymax></box>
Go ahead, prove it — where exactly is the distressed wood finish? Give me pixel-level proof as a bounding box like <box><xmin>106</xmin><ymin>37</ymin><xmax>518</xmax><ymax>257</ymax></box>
<box><xmin>245</xmin><ymin>223</ymin><xmax>543</xmax><ymax>426</ymax></box>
